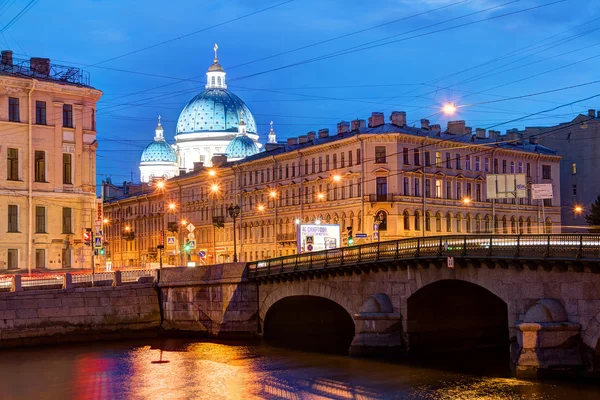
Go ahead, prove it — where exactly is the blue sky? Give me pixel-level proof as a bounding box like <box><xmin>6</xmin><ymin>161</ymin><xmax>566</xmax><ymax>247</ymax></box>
<box><xmin>3</xmin><ymin>0</ymin><xmax>600</xmax><ymax>183</ymax></box>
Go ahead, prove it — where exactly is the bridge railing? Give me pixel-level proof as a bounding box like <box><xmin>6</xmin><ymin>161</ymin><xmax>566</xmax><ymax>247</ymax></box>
<box><xmin>248</xmin><ymin>234</ymin><xmax>600</xmax><ymax>278</ymax></box>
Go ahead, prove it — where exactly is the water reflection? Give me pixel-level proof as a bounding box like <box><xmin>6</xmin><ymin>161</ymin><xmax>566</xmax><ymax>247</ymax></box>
<box><xmin>0</xmin><ymin>339</ymin><xmax>598</xmax><ymax>399</ymax></box>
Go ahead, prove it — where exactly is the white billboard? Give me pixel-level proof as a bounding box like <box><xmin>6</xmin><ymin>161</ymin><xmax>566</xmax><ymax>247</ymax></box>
<box><xmin>297</xmin><ymin>224</ymin><xmax>340</xmax><ymax>253</ymax></box>
<box><xmin>486</xmin><ymin>174</ymin><xmax>527</xmax><ymax>199</ymax></box>
<box><xmin>531</xmin><ymin>183</ymin><xmax>553</xmax><ymax>200</ymax></box>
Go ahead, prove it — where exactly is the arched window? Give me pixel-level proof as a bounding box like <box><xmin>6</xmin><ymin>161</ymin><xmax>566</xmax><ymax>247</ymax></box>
<box><xmin>446</xmin><ymin>213</ymin><xmax>452</xmax><ymax>232</ymax></box>
<box><xmin>436</xmin><ymin>212</ymin><xmax>442</xmax><ymax>232</ymax></box>
<box><xmin>415</xmin><ymin>210</ymin><xmax>421</xmax><ymax>231</ymax></box>
<box><xmin>211</xmin><ymin>76</ymin><xmax>215</xmax><ymax>85</ymax></box>
<box><xmin>526</xmin><ymin>217</ymin><xmax>532</xmax><ymax>234</ymax></box>
<box><xmin>494</xmin><ymin>215</ymin><xmax>499</xmax><ymax>234</ymax></box>
<box><xmin>485</xmin><ymin>215</ymin><xmax>491</xmax><ymax>233</ymax></box>
<box><xmin>425</xmin><ymin>211</ymin><xmax>431</xmax><ymax>231</ymax></box>
<box><xmin>466</xmin><ymin>214</ymin><xmax>472</xmax><ymax>233</ymax></box>
<box><xmin>518</xmin><ymin>217</ymin><xmax>524</xmax><ymax>234</ymax></box>
<box><xmin>545</xmin><ymin>217</ymin><xmax>553</xmax><ymax>234</ymax></box>
<box><xmin>456</xmin><ymin>213</ymin><xmax>463</xmax><ymax>233</ymax></box>
<box><xmin>510</xmin><ymin>217</ymin><xmax>516</xmax><ymax>234</ymax></box>
<box><xmin>375</xmin><ymin>210</ymin><xmax>387</xmax><ymax>231</ymax></box>
<box><xmin>403</xmin><ymin>210</ymin><xmax>410</xmax><ymax>230</ymax></box>
<box><xmin>502</xmin><ymin>216</ymin><xmax>508</xmax><ymax>234</ymax></box>
<box><xmin>475</xmin><ymin>214</ymin><xmax>481</xmax><ymax>233</ymax></box>
<box><xmin>217</xmin><ymin>76</ymin><xmax>222</xmax><ymax>86</ymax></box>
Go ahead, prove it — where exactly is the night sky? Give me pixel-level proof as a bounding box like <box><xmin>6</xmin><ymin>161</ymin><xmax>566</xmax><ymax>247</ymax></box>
<box><xmin>4</xmin><ymin>0</ymin><xmax>599</xmax><ymax>183</ymax></box>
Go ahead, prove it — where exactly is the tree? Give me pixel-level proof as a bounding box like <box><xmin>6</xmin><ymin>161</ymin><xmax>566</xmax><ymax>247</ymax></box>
<box><xmin>585</xmin><ymin>195</ymin><xmax>600</xmax><ymax>233</ymax></box>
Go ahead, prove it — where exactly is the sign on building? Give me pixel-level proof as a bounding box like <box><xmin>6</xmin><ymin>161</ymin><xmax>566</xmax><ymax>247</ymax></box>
<box><xmin>447</xmin><ymin>256</ymin><xmax>455</xmax><ymax>268</ymax></box>
<box><xmin>531</xmin><ymin>183</ymin><xmax>553</xmax><ymax>200</ymax></box>
<box><xmin>486</xmin><ymin>174</ymin><xmax>527</xmax><ymax>199</ymax></box>
<box><xmin>297</xmin><ymin>224</ymin><xmax>340</xmax><ymax>253</ymax></box>
<box><xmin>166</xmin><ymin>236</ymin><xmax>176</xmax><ymax>250</ymax></box>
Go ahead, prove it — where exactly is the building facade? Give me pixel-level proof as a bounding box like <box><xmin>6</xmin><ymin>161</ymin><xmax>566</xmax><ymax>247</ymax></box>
<box><xmin>104</xmin><ymin>111</ymin><xmax>561</xmax><ymax>267</ymax></box>
<box><xmin>0</xmin><ymin>50</ymin><xmax>102</xmax><ymax>271</ymax></box>
<box><xmin>521</xmin><ymin>109</ymin><xmax>600</xmax><ymax>232</ymax></box>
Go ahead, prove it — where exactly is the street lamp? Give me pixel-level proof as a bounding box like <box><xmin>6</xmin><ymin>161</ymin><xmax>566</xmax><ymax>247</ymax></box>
<box><xmin>209</xmin><ymin>183</ymin><xmax>221</xmax><ymax>264</ymax></box>
<box><xmin>228</xmin><ymin>205</ymin><xmax>241</xmax><ymax>262</ymax></box>
<box><xmin>442</xmin><ymin>102</ymin><xmax>457</xmax><ymax>115</ymax></box>
<box><xmin>332</xmin><ymin>174</ymin><xmax>342</xmax><ymax>183</ymax></box>
<box><xmin>574</xmin><ymin>205</ymin><xmax>583</xmax><ymax>215</ymax></box>
<box><xmin>103</xmin><ymin>218</ymin><xmax>109</xmax><ymax>224</ymax></box>
<box><xmin>317</xmin><ymin>192</ymin><xmax>325</xmax><ymax>201</ymax></box>
<box><xmin>208</xmin><ymin>169</ymin><xmax>217</xmax><ymax>177</ymax></box>
<box><xmin>181</xmin><ymin>219</ymin><xmax>187</xmax><ymax>226</ymax></box>
<box><xmin>462</xmin><ymin>197</ymin><xmax>472</xmax><ymax>205</ymax></box>
<box><xmin>168</xmin><ymin>202</ymin><xmax>176</xmax><ymax>211</ymax></box>
<box><xmin>257</xmin><ymin>204</ymin><xmax>265</xmax><ymax>212</ymax></box>
<box><xmin>269</xmin><ymin>190</ymin><xmax>278</xmax><ymax>258</ymax></box>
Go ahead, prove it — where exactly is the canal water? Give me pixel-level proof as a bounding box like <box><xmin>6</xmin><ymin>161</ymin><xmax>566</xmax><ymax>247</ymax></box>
<box><xmin>1</xmin><ymin>339</ymin><xmax>598</xmax><ymax>400</ymax></box>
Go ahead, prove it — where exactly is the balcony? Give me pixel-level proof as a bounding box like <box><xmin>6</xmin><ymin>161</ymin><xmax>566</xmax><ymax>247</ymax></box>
<box><xmin>369</xmin><ymin>193</ymin><xmax>394</xmax><ymax>203</ymax></box>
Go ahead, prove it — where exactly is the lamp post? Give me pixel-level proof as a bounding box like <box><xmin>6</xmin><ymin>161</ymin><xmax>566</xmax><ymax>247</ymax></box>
<box><xmin>228</xmin><ymin>205</ymin><xmax>241</xmax><ymax>262</ymax></box>
<box><xmin>269</xmin><ymin>190</ymin><xmax>278</xmax><ymax>258</ymax></box>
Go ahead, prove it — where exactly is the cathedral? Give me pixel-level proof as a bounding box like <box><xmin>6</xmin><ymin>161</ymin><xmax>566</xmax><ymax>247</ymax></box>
<box><xmin>140</xmin><ymin>45</ymin><xmax>272</xmax><ymax>183</ymax></box>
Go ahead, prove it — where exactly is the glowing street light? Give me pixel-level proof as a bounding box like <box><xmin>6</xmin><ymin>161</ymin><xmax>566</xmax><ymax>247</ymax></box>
<box><xmin>125</xmin><ymin>226</ymin><xmax>131</xmax><ymax>232</ymax></box>
<box><xmin>315</xmin><ymin>219</ymin><xmax>322</xmax><ymax>225</ymax></box>
<box><xmin>332</xmin><ymin>174</ymin><xmax>342</xmax><ymax>183</ymax></box>
<box><xmin>181</xmin><ymin>219</ymin><xmax>187</xmax><ymax>226</ymax></box>
<box><xmin>295</xmin><ymin>218</ymin><xmax>301</xmax><ymax>225</ymax></box>
<box><xmin>462</xmin><ymin>197</ymin><xmax>471</xmax><ymax>205</ymax></box>
<box><xmin>442</xmin><ymin>102</ymin><xmax>457</xmax><ymax>116</ymax></box>
<box><xmin>103</xmin><ymin>218</ymin><xmax>109</xmax><ymax>224</ymax></box>
<box><xmin>210</xmin><ymin>183</ymin><xmax>220</xmax><ymax>193</ymax></box>
<box><xmin>156</xmin><ymin>180</ymin><xmax>165</xmax><ymax>190</ymax></box>
<box><xmin>317</xmin><ymin>193</ymin><xmax>325</xmax><ymax>201</ymax></box>
<box><xmin>208</xmin><ymin>169</ymin><xmax>217</xmax><ymax>177</ymax></box>
<box><xmin>168</xmin><ymin>203</ymin><xmax>176</xmax><ymax>211</ymax></box>
<box><xmin>269</xmin><ymin>190</ymin><xmax>277</xmax><ymax>198</ymax></box>
<box><xmin>574</xmin><ymin>205</ymin><xmax>583</xmax><ymax>214</ymax></box>
<box><xmin>257</xmin><ymin>204</ymin><xmax>265</xmax><ymax>212</ymax></box>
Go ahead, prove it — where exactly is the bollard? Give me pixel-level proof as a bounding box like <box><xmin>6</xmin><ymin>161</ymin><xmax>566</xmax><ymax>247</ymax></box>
<box><xmin>63</xmin><ymin>273</ymin><xmax>73</xmax><ymax>289</ymax></box>
<box><xmin>113</xmin><ymin>270</ymin><xmax>122</xmax><ymax>287</ymax></box>
<box><xmin>11</xmin><ymin>274</ymin><xmax>23</xmax><ymax>292</ymax></box>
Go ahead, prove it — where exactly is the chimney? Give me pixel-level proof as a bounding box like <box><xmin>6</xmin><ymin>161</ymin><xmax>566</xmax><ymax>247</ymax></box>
<box><xmin>420</xmin><ymin>118</ymin><xmax>430</xmax><ymax>130</ymax></box>
<box><xmin>287</xmin><ymin>137</ymin><xmax>298</xmax><ymax>146</ymax></box>
<box><xmin>337</xmin><ymin>121</ymin><xmax>350</xmax><ymax>134</ymax></box>
<box><xmin>475</xmin><ymin>128</ymin><xmax>486</xmax><ymax>139</ymax></box>
<box><xmin>298</xmin><ymin>135</ymin><xmax>308</xmax><ymax>144</ymax></box>
<box><xmin>179</xmin><ymin>168</ymin><xmax>187</xmax><ymax>175</ymax></box>
<box><xmin>318</xmin><ymin>128</ymin><xmax>329</xmax><ymax>138</ymax></box>
<box><xmin>506</xmin><ymin>128</ymin><xmax>519</xmax><ymax>142</ymax></box>
<box><xmin>465</xmin><ymin>126</ymin><xmax>472</xmax><ymax>135</ymax></box>
<box><xmin>212</xmin><ymin>155</ymin><xmax>227</xmax><ymax>167</ymax></box>
<box><xmin>193</xmin><ymin>162</ymin><xmax>204</xmax><ymax>171</ymax></box>
<box><xmin>588</xmin><ymin>109</ymin><xmax>596</xmax><ymax>117</ymax></box>
<box><xmin>430</xmin><ymin>124</ymin><xmax>441</xmax><ymax>133</ymax></box>
<box><xmin>390</xmin><ymin>111</ymin><xmax>407</xmax><ymax>127</ymax></box>
<box><xmin>307</xmin><ymin>131</ymin><xmax>316</xmax><ymax>141</ymax></box>
<box><xmin>1</xmin><ymin>50</ymin><xmax>13</xmax><ymax>66</ymax></box>
<box><xmin>368</xmin><ymin>112</ymin><xmax>385</xmax><ymax>127</ymax></box>
<box><xmin>447</xmin><ymin>120</ymin><xmax>465</xmax><ymax>135</ymax></box>
<box><xmin>30</xmin><ymin>57</ymin><xmax>50</xmax><ymax>76</ymax></box>
<box><xmin>529</xmin><ymin>136</ymin><xmax>539</xmax><ymax>144</ymax></box>
<box><xmin>597</xmin><ymin>111</ymin><xmax>600</xmax><ymax>118</ymax></box>
<box><xmin>351</xmin><ymin>119</ymin><xmax>366</xmax><ymax>131</ymax></box>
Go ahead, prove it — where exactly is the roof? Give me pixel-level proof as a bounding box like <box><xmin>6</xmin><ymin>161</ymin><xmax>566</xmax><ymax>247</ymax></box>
<box><xmin>0</xmin><ymin>54</ymin><xmax>92</xmax><ymax>88</ymax></box>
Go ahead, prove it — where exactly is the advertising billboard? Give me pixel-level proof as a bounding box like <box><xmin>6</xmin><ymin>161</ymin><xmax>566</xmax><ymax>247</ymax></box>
<box><xmin>297</xmin><ymin>224</ymin><xmax>340</xmax><ymax>253</ymax></box>
<box><xmin>531</xmin><ymin>183</ymin><xmax>553</xmax><ymax>200</ymax></box>
<box><xmin>486</xmin><ymin>174</ymin><xmax>527</xmax><ymax>199</ymax></box>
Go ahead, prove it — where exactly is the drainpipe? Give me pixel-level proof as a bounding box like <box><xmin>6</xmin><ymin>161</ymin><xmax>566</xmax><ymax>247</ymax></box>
<box><xmin>27</xmin><ymin>80</ymin><xmax>36</xmax><ymax>274</ymax></box>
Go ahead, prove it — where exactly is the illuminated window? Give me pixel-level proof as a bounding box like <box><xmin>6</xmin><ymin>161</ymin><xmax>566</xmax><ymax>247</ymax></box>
<box><xmin>571</xmin><ymin>162</ymin><xmax>577</xmax><ymax>175</ymax></box>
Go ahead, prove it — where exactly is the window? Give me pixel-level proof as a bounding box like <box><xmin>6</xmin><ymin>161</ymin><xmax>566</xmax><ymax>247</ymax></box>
<box><xmin>375</xmin><ymin>146</ymin><xmax>386</xmax><ymax>163</ymax></box>
<box><xmin>456</xmin><ymin>154</ymin><xmax>461</xmax><ymax>170</ymax></box>
<box><xmin>292</xmin><ymin>163</ymin><xmax>296</xmax><ymax>177</ymax></box>
<box><xmin>518</xmin><ymin>162</ymin><xmax>523</xmax><ymax>174</ymax></box>
<box><xmin>403</xmin><ymin>211</ymin><xmax>410</xmax><ymax>230</ymax></box>
<box><xmin>376</xmin><ymin>177</ymin><xmax>387</xmax><ymax>200</ymax></box>
<box><xmin>424</xmin><ymin>151</ymin><xmax>431</xmax><ymax>166</ymax></box>
<box><xmin>375</xmin><ymin>211</ymin><xmax>387</xmax><ymax>231</ymax></box>
<box><xmin>403</xmin><ymin>177</ymin><xmax>409</xmax><ymax>195</ymax></box>
<box><xmin>325</xmin><ymin>156</ymin><xmax>329</xmax><ymax>171</ymax></box>
<box><xmin>304</xmin><ymin>160</ymin><xmax>308</xmax><ymax>175</ymax></box>
<box><xmin>403</xmin><ymin>148</ymin><xmax>409</xmax><ymax>164</ymax></box>
<box><xmin>543</xmin><ymin>198</ymin><xmax>552</xmax><ymax>206</ymax></box>
<box><xmin>502</xmin><ymin>160</ymin><xmax>507</xmax><ymax>173</ymax></box>
<box><xmin>425</xmin><ymin>212</ymin><xmax>431</xmax><ymax>231</ymax></box>
<box><xmin>456</xmin><ymin>214</ymin><xmax>462</xmax><ymax>233</ymax></box>
<box><xmin>63</xmin><ymin>153</ymin><xmax>73</xmax><ymax>185</ymax></box>
<box><xmin>526</xmin><ymin>163</ymin><xmax>531</xmax><ymax>177</ymax></box>
<box><xmin>414</xmin><ymin>149</ymin><xmax>420</xmax><ymax>166</ymax></box>
<box><xmin>571</xmin><ymin>163</ymin><xmax>577</xmax><ymax>175</ymax></box>
<box><xmin>8</xmin><ymin>97</ymin><xmax>19</xmax><ymax>122</ymax></box>
<box><xmin>341</xmin><ymin>152</ymin><xmax>345</xmax><ymax>168</ymax></box>
<box><xmin>415</xmin><ymin>211</ymin><xmax>421</xmax><ymax>231</ymax></box>
<box><xmin>35</xmin><ymin>101</ymin><xmax>46</xmax><ymax>124</ymax></box>
<box><xmin>35</xmin><ymin>206</ymin><xmax>46</xmax><ymax>233</ymax></box>
<box><xmin>63</xmin><ymin>104</ymin><xmax>73</xmax><ymax>128</ymax></box>
<box><xmin>573</xmin><ymin>185</ymin><xmax>577</xmax><ymax>196</ymax></box>
<box><xmin>414</xmin><ymin>178</ymin><xmax>420</xmax><ymax>197</ymax></box>
<box><xmin>465</xmin><ymin>155</ymin><xmax>471</xmax><ymax>170</ymax></box>
<box><xmin>348</xmin><ymin>151</ymin><xmax>353</xmax><ymax>166</ymax></box>
<box><xmin>446</xmin><ymin>153</ymin><xmax>451</xmax><ymax>169</ymax></box>
<box><xmin>333</xmin><ymin>154</ymin><xmax>337</xmax><ymax>169</ymax></box>
<box><xmin>285</xmin><ymin>164</ymin><xmax>289</xmax><ymax>178</ymax></box>
<box><xmin>542</xmin><ymin>165</ymin><xmax>552</xmax><ymax>179</ymax></box>
<box><xmin>436</xmin><ymin>213</ymin><xmax>442</xmax><ymax>232</ymax></box>
<box><xmin>466</xmin><ymin>182</ymin><xmax>472</xmax><ymax>198</ymax></box>
<box><xmin>435</xmin><ymin>151</ymin><xmax>442</xmax><ymax>167</ymax></box>
<box><xmin>7</xmin><ymin>148</ymin><xmax>19</xmax><ymax>180</ymax></box>
<box><xmin>510</xmin><ymin>161</ymin><xmax>515</xmax><ymax>174</ymax></box>
<box><xmin>446</xmin><ymin>213</ymin><xmax>452</xmax><ymax>232</ymax></box>
<box><xmin>476</xmin><ymin>183</ymin><xmax>482</xmax><ymax>201</ymax></box>
<box><xmin>356</xmin><ymin>149</ymin><xmax>361</xmax><ymax>165</ymax></box>
<box><xmin>7</xmin><ymin>249</ymin><xmax>18</xmax><ymax>270</ymax></box>
<box><xmin>446</xmin><ymin>181</ymin><xmax>452</xmax><ymax>199</ymax></box>
<box><xmin>435</xmin><ymin>179</ymin><xmax>442</xmax><ymax>198</ymax></box>
<box><xmin>62</xmin><ymin>207</ymin><xmax>73</xmax><ymax>233</ymax></box>
<box><xmin>35</xmin><ymin>151</ymin><xmax>45</xmax><ymax>182</ymax></box>
<box><xmin>8</xmin><ymin>205</ymin><xmax>18</xmax><ymax>232</ymax></box>
<box><xmin>425</xmin><ymin>179</ymin><xmax>431</xmax><ymax>197</ymax></box>
<box><xmin>91</xmin><ymin>108</ymin><xmax>96</xmax><ymax>130</ymax></box>
<box><xmin>466</xmin><ymin>215</ymin><xmax>472</xmax><ymax>233</ymax></box>
<box><xmin>475</xmin><ymin>156</ymin><xmax>480</xmax><ymax>171</ymax></box>
<box><xmin>311</xmin><ymin>158</ymin><xmax>315</xmax><ymax>173</ymax></box>
<box><xmin>456</xmin><ymin>182</ymin><xmax>462</xmax><ymax>200</ymax></box>
<box><xmin>494</xmin><ymin>159</ymin><xmax>499</xmax><ymax>174</ymax></box>
<box><xmin>484</xmin><ymin>158</ymin><xmax>490</xmax><ymax>172</ymax></box>
<box><xmin>318</xmin><ymin>157</ymin><xmax>322</xmax><ymax>172</ymax></box>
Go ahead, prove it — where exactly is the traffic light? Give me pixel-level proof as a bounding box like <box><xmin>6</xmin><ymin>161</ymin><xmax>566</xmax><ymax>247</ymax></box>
<box><xmin>184</xmin><ymin>240</ymin><xmax>191</xmax><ymax>252</ymax></box>
<box><xmin>83</xmin><ymin>228</ymin><xmax>92</xmax><ymax>246</ymax></box>
<box><xmin>347</xmin><ymin>226</ymin><xmax>354</xmax><ymax>246</ymax></box>
<box><xmin>99</xmin><ymin>247</ymin><xmax>105</xmax><ymax>256</ymax></box>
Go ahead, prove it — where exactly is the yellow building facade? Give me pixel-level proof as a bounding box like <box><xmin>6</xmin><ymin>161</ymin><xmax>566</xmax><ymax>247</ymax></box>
<box><xmin>103</xmin><ymin>112</ymin><xmax>561</xmax><ymax>267</ymax></box>
<box><xmin>0</xmin><ymin>51</ymin><xmax>102</xmax><ymax>271</ymax></box>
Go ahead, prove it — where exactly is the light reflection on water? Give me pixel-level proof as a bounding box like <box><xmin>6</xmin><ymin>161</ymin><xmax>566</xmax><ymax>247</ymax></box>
<box><xmin>0</xmin><ymin>339</ymin><xmax>598</xmax><ymax>400</ymax></box>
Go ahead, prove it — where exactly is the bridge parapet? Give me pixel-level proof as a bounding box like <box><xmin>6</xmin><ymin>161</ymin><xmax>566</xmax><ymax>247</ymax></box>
<box><xmin>248</xmin><ymin>234</ymin><xmax>600</xmax><ymax>280</ymax></box>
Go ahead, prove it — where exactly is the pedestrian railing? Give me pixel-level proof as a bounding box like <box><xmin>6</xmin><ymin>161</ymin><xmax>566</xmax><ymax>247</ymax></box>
<box><xmin>248</xmin><ymin>234</ymin><xmax>600</xmax><ymax>278</ymax></box>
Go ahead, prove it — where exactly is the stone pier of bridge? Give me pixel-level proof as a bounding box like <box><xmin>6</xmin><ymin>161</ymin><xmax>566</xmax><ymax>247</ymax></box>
<box><xmin>159</xmin><ymin>261</ymin><xmax>600</xmax><ymax>378</ymax></box>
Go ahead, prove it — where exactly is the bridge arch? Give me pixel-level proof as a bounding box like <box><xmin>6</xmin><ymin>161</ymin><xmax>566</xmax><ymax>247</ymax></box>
<box><xmin>407</xmin><ymin>279</ymin><xmax>509</xmax><ymax>354</ymax></box>
<box><xmin>260</xmin><ymin>283</ymin><xmax>356</xmax><ymax>354</ymax></box>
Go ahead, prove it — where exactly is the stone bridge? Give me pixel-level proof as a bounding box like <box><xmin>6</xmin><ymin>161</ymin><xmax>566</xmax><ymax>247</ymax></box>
<box><xmin>161</xmin><ymin>234</ymin><xmax>600</xmax><ymax>378</ymax></box>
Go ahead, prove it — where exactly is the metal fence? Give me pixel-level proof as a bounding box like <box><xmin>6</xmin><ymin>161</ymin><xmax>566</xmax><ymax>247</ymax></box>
<box><xmin>248</xmin><ymin>234</ymin><xmax>600</xmax><ymax>277</ymax></box>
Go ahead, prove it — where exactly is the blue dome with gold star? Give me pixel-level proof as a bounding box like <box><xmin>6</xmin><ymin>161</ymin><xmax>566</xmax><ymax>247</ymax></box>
<box><xmin>225</xmin><ymin>134</ymin><xmax>260</xmax><ymax>159</ymax></box>
<box><xmin>176</xmin><ymin>89</ymin><xmax>257</xmax><ymax>135</ymax></box>
<box><xmin>141</xmin><ymin>139</ymin><xmax>177</xmax><ymax>163</ymax></box>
